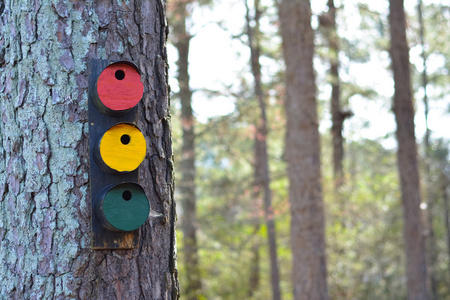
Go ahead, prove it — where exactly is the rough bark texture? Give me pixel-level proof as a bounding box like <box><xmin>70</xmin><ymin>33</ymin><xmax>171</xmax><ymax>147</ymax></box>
<box><xmin>278</xmin><ymin>0</ymin><xmax>329</xmax><ymax>299</ymax></box>
<box><xmin>0</xmin><ymin>0</ymin><xmax>178</xmax><ymax>299</ymax></box>
<box><xmin>388</xmin><ymin>1</ymin><xmax>428</xmax><ymax>299</ymax></box>
<box><xmin>171</xmin><ymin>1</ymin><xmax>202</xmax><ymax>299</ymax></box>
<box><xmin>245</xmin><ymin>0</ymin><xmax>282</xmax><ymax>299</ymax></box>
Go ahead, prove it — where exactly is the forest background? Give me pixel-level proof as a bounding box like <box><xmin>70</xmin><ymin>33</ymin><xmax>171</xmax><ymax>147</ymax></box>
<box><xmin>167</xmin><ymin>0</ymin><xmax>449</xmax><ymax>299</ymax></box>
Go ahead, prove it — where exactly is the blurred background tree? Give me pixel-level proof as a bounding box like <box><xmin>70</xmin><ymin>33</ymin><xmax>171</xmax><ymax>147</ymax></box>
<box><xmin>167</xmin><ymin>0</ymin><xmax>449</xmax><ymax>299</ymax></box>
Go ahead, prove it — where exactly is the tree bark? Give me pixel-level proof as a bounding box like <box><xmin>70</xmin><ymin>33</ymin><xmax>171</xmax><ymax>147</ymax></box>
<box><xmin>245</xmin><ymin>1</ymin><xmax>282</xmax><ymax>299</ymax></box>
<box><xmin>278</xmin><ymin>0</ymin><xmax>329</xmax><ymax>299</ymax></box>
<box><xmin>321</xmin><ymin>0</ymin><xmax>349</xmax><ymax>188</ymax></box>
<box><xmin>171</xmin><ymin>1</ymin><xmax>202</xmax><ymax>299</ymax></box>
<box><xmin>443</xmin><ymin>175</ymin><xmax>450</xmax><ymax>276</ymax></box>
<box><xmin>248</xmin><ymin>224</ymin><xmax>261</xmax><ymax>298</ymax></box>
<box><xmin>0</xmin><ymin>1</ymin><xmax>178</xmax><ymax>299</ymax></box>
<box><xmin>388</xmin><ymin>0</ymin><xmax>429</xmax><ymax>299</ymax></box>
<box><xmin>417</xmin><ymin>1</ymin><xmax>437</xmax><ymax>298</ymax></box>
<box><xmin>417</xmin><ymin>0</ymin><xmax>430</xmax><ymax>148</ymax></box>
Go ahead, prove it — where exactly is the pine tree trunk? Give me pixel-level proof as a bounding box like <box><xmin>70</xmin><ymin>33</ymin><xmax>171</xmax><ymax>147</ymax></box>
<box><xmin>443</xmin><ymin>174</ymin><xmax>450</xmax><ymax>281</ymax></box>
<box><xmin>0</xmin><ymin>1</ymin><xmax>179</xmax><ymax>299</ymax></box>
<box><xmin>171</xmin><ymin>1</ymin><xmax>202</xmax><ymax>299</ymax></box>
<box><xmin>248</xmin><ymin>225</ymin><xmax>261</xmax><ymax>298</ymax></box>
<box><xmin>245</xmin><ymin>1</ymin><xmax>282</xmax><ymax>299</ymax></box>
<box><xmin>417</xmin><ymin>1</ymin><xmax>437</xmax><ymax>298</ymax></box>
<box><xmin>388</xmin><ymin>1</ymin><xmax>429</xmax><ymax>299</ymax></box>
<box><xmin>324</xmin><ymin>0</ymin><xmax>346</xmax><ymax>188</ymax></box>
<box><xmin>278</xmin><ymin>0</ymin><xmax>329</xmax><ymax>299</ymax></box>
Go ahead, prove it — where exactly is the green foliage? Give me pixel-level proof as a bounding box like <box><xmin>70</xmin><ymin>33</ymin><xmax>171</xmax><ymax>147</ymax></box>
<box><xmin>325</xmin><ymin>138</ymin><xmax>406</xmax><ymax>299</ymax></box>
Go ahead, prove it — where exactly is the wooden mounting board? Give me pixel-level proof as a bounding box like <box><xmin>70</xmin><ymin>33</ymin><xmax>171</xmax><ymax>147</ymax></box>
<box><xmin>88</xmin><ymin>59</ymin><xmax>141</xmax><ymax>250</ymax></box>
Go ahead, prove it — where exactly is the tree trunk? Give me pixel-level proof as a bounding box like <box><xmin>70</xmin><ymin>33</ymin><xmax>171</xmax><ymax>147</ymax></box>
<box><xmin>278</xmin><ymin>0</ymin><xmax>329</xmax><ymax>299</ymax></box>
<box><xmin>171</xmin><ymin>1</ymin><xmax>202</xmax><ymax>299</ymax></box>
<box><xmin>417</xmin><ymin>1</ymin><xmax>437</xmax><ymax>298</ymax></box>
<box><xmin>417</xmin><ymin>0</ymin><xmax>430</xmax><ymax>148</ymax></box>
<box><xmin>443</xmin><ymin>173</ymin><xmax>450</xmax><ymax>280</ymax></box>
<box><xmin>0</xmin><ymin>1</ymin><xmax>179</xmax><ymax>299</ymax></box>
<box><xmin>245</xmin><ymin>1</ymin><xmax>282</xmax><ymax>299</ymax></box>
<box><xmin>248</xmin><ymin>225</ymin><xmax>261</xmax><ymax>298</ymax></box>
<box><xmin>388</xmin><ymin>1</ymin><xmax>429</xmax><ymax>299</ymax></box>
<box><xmin>321</xmin><ymin>0</ymin><xmax>348</xmax><ymax>188</ymax></box>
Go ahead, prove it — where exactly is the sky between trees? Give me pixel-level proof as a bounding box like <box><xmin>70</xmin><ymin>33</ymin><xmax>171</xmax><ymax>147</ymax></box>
<box><xmin>168</xmin><ymin>0</ymin><xmax>449</xmax><ymax>145</ymax></box>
